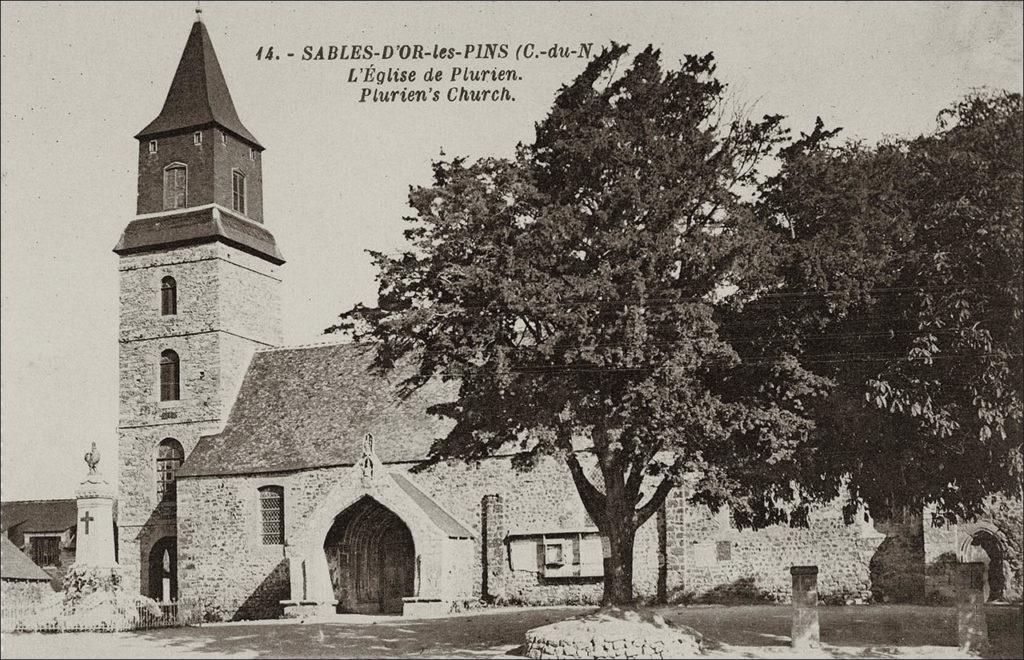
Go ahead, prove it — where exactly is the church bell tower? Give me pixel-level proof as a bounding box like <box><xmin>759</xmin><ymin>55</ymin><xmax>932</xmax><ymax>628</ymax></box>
<box><xmin>113</xmin><ymin>13</ymin><xmax>283</xmax><ymax>599</ymax></box>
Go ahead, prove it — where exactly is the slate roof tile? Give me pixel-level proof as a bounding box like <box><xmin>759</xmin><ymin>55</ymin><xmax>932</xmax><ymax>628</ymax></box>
<box><xmin>0</xmin><ymin>499</ymin><xmax>77</xmax><ymax>535</ymax></box>
<box><xmin>113</xmin><ymin>206</ymin><xmax>284</xmax><ymax>264</ymax></box>
<box><xmin>178</xmin><ymin>343</ymin><xmax>458</xmax><ymax>477</ymax></box>
<box><xmin>136</xmin><ymin>20</ymin><xmax>261</xmax><ymax>148</ymax></box>
<box><xmin>0</xmin><ymin>535</ymin><xmax>53</xmax><ymax>582</ymax></box>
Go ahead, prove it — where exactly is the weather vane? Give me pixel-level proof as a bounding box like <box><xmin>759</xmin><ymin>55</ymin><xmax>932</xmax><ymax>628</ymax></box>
<box><xmin>84</xmin><ymin>442</ymin><xmax>100</xmax><ymax>475</ymax></box>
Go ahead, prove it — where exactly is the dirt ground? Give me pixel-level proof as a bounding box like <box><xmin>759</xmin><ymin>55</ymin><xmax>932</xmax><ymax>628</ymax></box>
<box><xmin>1</xmin><ymin>604</ymin><xmax>1021</xmax><ymax>659</ymax></box>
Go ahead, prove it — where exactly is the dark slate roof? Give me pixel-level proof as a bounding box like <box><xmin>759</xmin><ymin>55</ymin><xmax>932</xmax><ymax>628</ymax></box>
<box><xmin>113</xmin><ymin>206</ymin><xmax>284</xmax><ymax>264</ymax></box>
<box><xmin>0</xmin><ymin>499</ymin><xmax>77</xmax><ymax>534</ymax></box>
<box><xmin>178</xmin><ymin>343</ymin><xmax>459</xmax><ymax>477</ymax></box>
<box><xmin>136</xmin><ymin>19</ymin><xmax>262</xmax><ymax>149</ymax></box>
<box><xmin>390</xmin><ymin>473</ymin><xmax>474</xmax><ymax>538</ymax></box>
<box><xmin>0</xmin><ymin>535</ymin><xmax>52</xmax><ymax>582</ymax></box>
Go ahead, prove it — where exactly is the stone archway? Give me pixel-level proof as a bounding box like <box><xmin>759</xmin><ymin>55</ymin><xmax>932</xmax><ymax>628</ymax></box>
<box><xmin>325</xmin><ymin>496</ymin><xmax>416</xmax><ymax>614</ymax></box>
<box><xmin>148</xmin><ymin>536</ymin><xmax>177</xmax><ymax>603</ymax></box>
<box><xmin>961</xmin><ymin>526</ymin><xmax>1008</xmax><ymax>602</ymax></box>
<box><xmin>287</xmin><ymin>468</ymin><xmax>450</xmax><ymax>611</ymax></box>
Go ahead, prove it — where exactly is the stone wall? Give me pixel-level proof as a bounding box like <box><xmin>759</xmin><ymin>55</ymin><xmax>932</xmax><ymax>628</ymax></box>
<box><xmin>177</xmin><ymin>475</ymin><xmax>290</xmax><ymax>620</ymax></box>
<box><xmin>414</xmin><ymin>455</ymin><xmax>662</xmax><ymax>605</ymax></box>
<box><xmin>176</xmin><ymin>455</ymin><xmax>666</xmax><ymax>618</ymax></box>
<box><xmin>117</xmin><ymin>242</ymin><xmax>281</xmax><ymax>598</ymax></box>
<box><xmin>663</xmin><ymin>485</ymin><xmax>882</xmax><ymax>605</ymax></box>
<box><xmin>0</xmin><ymin>580</ymin><xmax>56</xmax><ymax>607</ymax></box>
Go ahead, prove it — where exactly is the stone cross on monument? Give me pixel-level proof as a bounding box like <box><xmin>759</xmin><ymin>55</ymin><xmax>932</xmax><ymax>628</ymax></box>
<box><xmin>73</xmin><ymin>442</ymin><xmax>118</xmax><ymax>568</ymax></box>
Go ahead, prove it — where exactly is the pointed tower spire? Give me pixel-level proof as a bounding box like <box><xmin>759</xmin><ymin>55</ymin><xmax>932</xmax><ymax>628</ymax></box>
<box><xmin>136</xmin><ymin>19</ymin><xmax>261</xmax><ymax>148</ymax></box>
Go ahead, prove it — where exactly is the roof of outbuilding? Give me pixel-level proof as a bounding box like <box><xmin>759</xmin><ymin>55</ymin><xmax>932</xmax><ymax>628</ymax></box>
<box><xmin>0</xmin><ymin>535</ymin><xmax>52</xmax><ymax>582</ymax></box>
<box><xmin>178</xmin><ymin>343</ymin><xmax>459</xmax><ymax>478</ymax></box>
<box><xmin>113</xmin><ymin>205</ymin><xmax>284</xmax><ymax>264</ymax></box>
<box><xmin>0</xmin><ymin>499</ymin><xmax>77</xmax><ymax>534</ymax></box>
<box><xmin>136</xmin><ymin>19</ymin><xmax>262</xmax><ymax>148</ymax></box>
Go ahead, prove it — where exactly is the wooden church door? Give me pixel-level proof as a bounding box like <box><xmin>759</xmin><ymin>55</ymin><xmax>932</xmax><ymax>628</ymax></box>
<box><xmin>378</xmin><ymin>524</ymin><xmax>415</xmax><ymax>614</ymax></box>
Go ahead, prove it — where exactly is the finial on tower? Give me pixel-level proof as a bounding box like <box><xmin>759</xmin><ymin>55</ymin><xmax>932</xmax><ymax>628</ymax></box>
<box><xmin>195</xmin><ymin>1</ymin><xmax>203</xmax><ymax>22</ymax></box>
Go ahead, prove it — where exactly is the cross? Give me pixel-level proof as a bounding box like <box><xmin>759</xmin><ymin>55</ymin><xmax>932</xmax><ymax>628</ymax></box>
<box><xmin>80</xmin><ymin>511</ymin><xmax>94</xmax><ymax>535</ymax></box>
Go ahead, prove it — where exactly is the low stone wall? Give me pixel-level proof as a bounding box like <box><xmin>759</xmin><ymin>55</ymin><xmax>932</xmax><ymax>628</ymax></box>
<box><xmin>525</xmin><ymin>609</ymin><xmax>702</xmax><ymax>659</ymax></box>
<box><xmin>1</xmin><ymin>580</ymin><xmax>55</xmax><ymax>607</ymax></box>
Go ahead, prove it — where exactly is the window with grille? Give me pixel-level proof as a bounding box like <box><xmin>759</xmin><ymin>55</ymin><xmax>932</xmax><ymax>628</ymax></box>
<box><xmin>259</xmin><ymin>486</ymin><xmax>284</xmax><ymax>545</ymax></box>
<box><xmin>160</xmin><ymin>350</ymin><xmax>180</xmax><ymax>401</ymax></box>
<box><xmin>157</xmin><ymin>438</ymin><xmax>184</xmax><ymax>502</ymax></box>
<box><xmin>160</xmin><ymin>276</ymin><xmax>177</xmax><ymax>315</ymax></box>
<box><xmin>163</xmin><ymin>164</ymin><xmax>187</xmax><ymax>209</ymax></box>
<box><xmin>232</xmin><ymin>170</ymin><xmax>246</xmax><ymax>214</ymax></box>
<box><xmin>30</xmin><ymin>536</ymin><xmax>60</xmax><ymax>567</ymax></box>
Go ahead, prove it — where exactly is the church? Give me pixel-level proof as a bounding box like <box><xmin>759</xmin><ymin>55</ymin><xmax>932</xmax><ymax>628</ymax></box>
<box><xmin>110</xmin><ymin>16</ymin><xmax>1020</xmax><ymax>621</ymax></box>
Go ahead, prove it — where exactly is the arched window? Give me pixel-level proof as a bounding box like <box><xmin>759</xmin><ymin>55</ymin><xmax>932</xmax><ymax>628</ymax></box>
<box><xmin>231</xmin><ymin>170</ymin><xmax>246</xmax><ymax>214</ymax></box>
<box><xmin>163</xmin><ymin>163</ymin><xmax>187</xmax><ymax>210</ymax></box>
<box><xmin>258</xmin><ymin>486</ymin><xmax>284</xmax><ymax>545</ymax></box>
<box><xmin>160</xmin><ymin>350</ymin><xmax>180</xmax><ymax>401</ymax></box>
<box><xmin>157</xmin><ymin>438</ymin><xmax>184</xmax><ymax>502</ymax></box>
<box><xmin>160</xmin><ymin>276</ymin><xmax>177</xmax><ymax>315</ymax></box>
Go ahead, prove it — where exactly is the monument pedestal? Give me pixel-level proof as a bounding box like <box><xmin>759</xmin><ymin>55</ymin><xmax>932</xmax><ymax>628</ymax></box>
<box><xmin>74</xmin><ymin>473</ymin><xmax>117</xmax><ymax>569</ymax></box>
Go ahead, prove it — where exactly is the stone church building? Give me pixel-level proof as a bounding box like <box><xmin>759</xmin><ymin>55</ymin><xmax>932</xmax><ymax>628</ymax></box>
<box><xmin>113</xmin><ymin>17</ymin><xmax>1022</xmax><ymax>620</ymax></box>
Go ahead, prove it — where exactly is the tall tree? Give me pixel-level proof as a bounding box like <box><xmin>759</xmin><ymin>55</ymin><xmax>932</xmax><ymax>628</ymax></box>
<box><xmin>331</xmin><ymin>45</ymin><xmax>830</xmax><ymax>604</ymax></box>
<box><xmin>756</xmin><ymin>91</ymin><xmax>1023</xmax><ymax>525</ymax></box>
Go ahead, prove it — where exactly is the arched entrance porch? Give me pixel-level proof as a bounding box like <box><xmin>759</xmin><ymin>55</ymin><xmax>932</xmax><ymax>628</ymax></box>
<box><xmin>325</xmin><ymin>496</ymin><xmax>416</xmax><ymax>614</ymax></box>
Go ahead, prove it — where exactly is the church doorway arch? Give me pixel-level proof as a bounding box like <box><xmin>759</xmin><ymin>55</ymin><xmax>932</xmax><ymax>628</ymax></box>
<box><xmin>148</xmin><ymin>536</ymin><xmax>177</xmax><ymax>603</ymax></box>
<box><xmin>962</xmin><ymin>529</ymin><xmax>1007</xmax><ymax>602</ymax></box>
<box><xmin>324</xmin><ymin>496</ymin><xmax>415</xmax><ymax>614</ymax></box>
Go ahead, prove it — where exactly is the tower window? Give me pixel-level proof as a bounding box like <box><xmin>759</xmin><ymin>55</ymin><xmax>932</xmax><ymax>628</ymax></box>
<box><xmin>259</xmin><ymin>486</ymin><xmax>285</xmax><ymax>545</ymax></box>
<box><xmin>149</xmin><ymin>140</ymin><xmax>158</xmax><ymax>154</ymax></box>
<box><xmin>163</xmin><ymin>164</ymin><xmax>187</xmax><ymax>210</ymax></box>
<box><xmin>220</xmin><ymin>131</ymin><xmax>226</xmax><ymax>145</ymax></box>
<box><xmin>232</xmin><ymin>170</ymin><xmax>246</xmax><ymax>214</ymax></box>
<box><xmin>160</xmin><ymin>350</ymin><xmax>180</xmax><ymax>401</ymax></box>
<box><xmin>160</xmin><ymin>276</ymin><xmax>177</xmax><ymax>315</ymax></box>
<box><xmin>193</xmin><ymin>131</ymin><xmax>202</xmax><ymax>145</ymax></box>
<box><xmin>157</xmin><ymin>438</ymin><xmax>184</xmax><ymax>502</ymax></box>
<box><xmin>249</xmin><ymin>147</ymin><xmax>256</xmax><ymax>161</ymax></box>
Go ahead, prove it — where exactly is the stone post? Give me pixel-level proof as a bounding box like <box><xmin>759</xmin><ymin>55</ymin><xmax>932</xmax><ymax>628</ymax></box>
<box><xmin>482</xmin><ymin>494</ymin><xmax>507</xmax><ymax>602</ymax></box>
<box><xmin>790</xmin><ymin>565</ymin><xmax>820</xmax><ymax>650</ymax></box>
<box><xmin>956</xmin><ymin>562</ymin><xmax>988</xmax><ymax>654</ymax></box>
<box><xmin>74</xmin><ymin>444</ymin><xmax>118</xmax><ymax>569</ymax></box>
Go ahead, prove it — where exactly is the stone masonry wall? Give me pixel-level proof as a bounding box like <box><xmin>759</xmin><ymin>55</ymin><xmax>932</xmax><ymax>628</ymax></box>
<box><xmin>117</xmin><ymin>242</ymin><xmax>281</xmax><ymax>598</ymax></box>
<box><xmin>177</xmin><ymin>456</ymin><xmax>665</xmax><ymax>618</ymax></box>
<box><xmin>177</xmin><ymin>475</ymin><xmax>290</xmax><ymax>620</ymax></box>
<box><xmin>414</xmin><ymin>455</ymin><xmax>662</xmax><ymax>605</ymax></box>
<box><xmin>177</xmin><ymin>453</ymin><xmax>1005</xmax><ymax>616</ymax></box>
<box><xmin>663</xmin><ymin>485</ymin><xmax>883</xmax><ymax>605</ymax></box>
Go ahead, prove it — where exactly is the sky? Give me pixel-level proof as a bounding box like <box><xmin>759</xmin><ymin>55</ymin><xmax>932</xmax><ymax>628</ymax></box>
<box><xmin>1</xmin><ymin>1</ymin><xmax>1022</xmax><ymax>501</ymax></box>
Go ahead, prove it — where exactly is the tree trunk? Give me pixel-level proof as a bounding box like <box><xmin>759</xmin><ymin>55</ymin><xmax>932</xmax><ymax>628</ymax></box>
<box><xmin>602</xmin><ymin>519</ymin><xmax>636</xmax><ymax>605</ymax></box>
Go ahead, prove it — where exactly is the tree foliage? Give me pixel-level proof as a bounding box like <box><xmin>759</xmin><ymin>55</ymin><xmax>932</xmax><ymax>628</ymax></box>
<box><xmin>331</xmin><ymin>45</ymin><xmax>830</xmax><ymax>603</ymax></box>
<box><xmin>757</xmin><ymin>91</ymin><xmax>1024</xmax><ymax>522</ymax></box>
